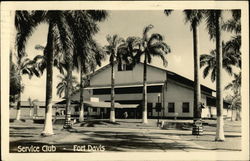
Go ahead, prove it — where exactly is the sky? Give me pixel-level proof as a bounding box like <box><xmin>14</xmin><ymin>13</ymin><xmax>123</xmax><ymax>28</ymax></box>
<box><xmin>20</xmin><ymin>10</ymin><xmax>237</xmax><ymax>102</ymax></box>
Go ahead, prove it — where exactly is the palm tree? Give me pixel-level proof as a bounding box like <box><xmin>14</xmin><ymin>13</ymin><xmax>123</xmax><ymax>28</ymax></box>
<box><xmin>28</xmin><ymin>97</ymin><xmax>33</xmax><ymax>117</ymax></box>
<box><xmin>28</xmin><ymin>98</ymin><xmax>39</xmax><ymax>117</ymax></box>
<box><xmin>56</xmin><ymin>74</ymin><xmax>79</xmax><ymax>98</ymax></box>
<box><xmin>183</xmin><ymin>10</ymin><xmax>204</xmax><ymax>131</ymax></box>
<box><xmin>65</xmin><ymin>11</ymin><xmax>108</xmax><ymax>127</ymax></box>
<box><xmin>26</xmin><ymin>11</ymin><xmax>74</xmax><ymax>134</ymax></box>
<box><xmin>200</xmin><ymin>10</ymin><xmax>241</xmax><ymax>82</ymax></box>
<box><xmin>225</xmin><ymin>93</ymin><xmax>241</xmax><ymax>121</ymax></box>
<box><xmin>225</xmin><ymin>72</ymin><xmax>241</xmax><ymax>96</ymax></box>
<box><xmin>104</xmin><ymin>34</ymin><xmax>125</xmax><ymax>122</ymax></box>
<box><xmin>223</xmin><ymin>10</ymin><xmax>241</xmax><ymax>69</ymax></box>
<box><xmin>223</xmin><ymin>10</ymin><xmax>241</xmax><ymax>70</ymax></box>
<box><xmin>75</xmin><ymin>40</ymin><xmax>106</xmax><ymax>122</ymax></box>
<box><xmin>200</xmin><ymin>45</ymin><xmax>239</xmax><ymax>82</ymax></box>
<box><xmin>29</xmin><ymin>10</ymin><xmax>108</xmax><ymax>133</ymax></box>
<box><xmin>164</xmin><ymin>10</ymin><xmax>204</xmax><ymax>124</ymax></box>
<box><xmin>134</xmin><ymin>24</ymin><xmax>171</xmax><ymax>124</ymax></box>
<box><xmin>231</xmin><ymin>94</ymin><xmax>241</xmax><ymax>121</ymax></box>
<box><xmin>203</xmin><ymin>10</ymin><xmax>242</xmax><ymax>141</ymax></box>
<box><xmin>33</xmin><ymin>44</ymin><xmax>67</xmax><ymax>75</ymax></box>
<box><xmin>9</xmin><ymin>57</ymin><xmax>22</xmax><ymax>104</ymax></box>
<box><xmin>225</xmin><ymin>72</ymin><xmax>241</xmax><ymax>121</ymax></box>
<box><xmin>10</xmin><ymin>11</ymin><xmax>41</xmax><ymax>121</ymax></box>
<box><xmin>222</xmin><ymin>10</ymin><xmax>241</xmax><ymax>35</ymax></box>
<box><xmin>11</xmin><ymin>54</ymin><xmax>38</xmax><ymax>120</ymax></box>
<box><xmin>117</xmin><ymin>36</ymin><xmax>142</xmax><ymax>66</ymax></box>
<box><xmin>203</xmin><ymin>10</ymin><xmax>225</xmax><ymax>141</ymax></box>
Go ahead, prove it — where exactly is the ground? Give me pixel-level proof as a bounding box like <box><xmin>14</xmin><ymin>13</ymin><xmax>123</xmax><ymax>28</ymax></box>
<box><xmin>9</xmin><ymin>118</ymin><xmax>241</xmax><ymax>153</ymax></box>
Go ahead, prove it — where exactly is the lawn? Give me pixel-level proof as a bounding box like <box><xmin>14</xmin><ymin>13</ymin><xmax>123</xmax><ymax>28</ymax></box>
<box><xmin>9</xmin><ymin>117</ymin><xmax>241</xmax><ymax>152</ymax></box>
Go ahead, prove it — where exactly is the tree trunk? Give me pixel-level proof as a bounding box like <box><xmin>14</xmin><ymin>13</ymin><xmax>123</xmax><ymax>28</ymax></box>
<box><xmin>236</xmin><ymin>109</ymin><xmax>241</xmax><ymax>121</ymax></box>
<box><xmin>231</xmin><ymin>106</ymin><xmax>234</xmax><ymax>121</ymax></box>
<box><xmin>29</xmin><ymin>106</ymin><xmax>33</xmax><ymax>117</ymax></box>
<box><xmin>10</xmin><ymin>11</ymin><xmax>17</xmax><ymax>58</ymax></box>
<box><xmin>16</xmin><ymin>97</ymin><xmax>21</xmax><ymax>121</ymax></box>
<box><xmin>110</xmin><ymin>61</ymin><xmax>115</xmax><ymax>122</ymax></box>
<box><xmin>10</xmin><ymin>11</ymin><xmax>21</xmax><ymax>121</ymax></box>
<box><xmin>215</xmin><ymin>11</ymin><xmax>225</xmax><ymax>141</ymax></box>
<box><xmin>79</xmin><ymin>62</ymin><xmax>85</xmax><ymax>122</ymax></box>
<box><xmin>41</xmin><ymin>23</ymin><xmax>54</xmax><ymax>136</ymax></box>
<box><xmin>64</xmin><ymin>59</ymin><xmax>73</xmax><ymax>129</ymax></box>
<box><xmin>192</xmin><ymin>22</ymin><xmax>201</xmax><ymax>122</ymax></box>
<box><xmin>29</xmin><ymin>100</ymin><xmax>32</xmax><ymax>117</ymax></box>
<box><xmin>142</xmin><ymin>54</ymin><xmax>148</xmax><ymax>124</ymax></box>
<box><xmin>16</xmin><ymin>59</ymin><xmax>22</xmax><ymax>121</ymax></box>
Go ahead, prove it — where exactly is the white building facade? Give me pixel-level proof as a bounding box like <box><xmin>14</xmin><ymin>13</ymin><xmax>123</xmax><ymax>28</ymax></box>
<box><xmin>70</xmin><ymin>62</ymin><xmax>226</xmax><ymax>119</ymax></box>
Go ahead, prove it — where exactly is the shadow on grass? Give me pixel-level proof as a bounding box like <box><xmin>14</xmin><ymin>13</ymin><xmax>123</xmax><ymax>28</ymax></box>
<box><xmin>116</xmin><ymin>120</ymin><xmax>141</xmax><ymax>124</ymax></box>
<box><xmin>10</xmin><ymin>126</ymin><xmax>39</xmax><ymax>130</ymax></box>
<box><xmin>10</xmin><ymin>128</ymin><xmax>242</xmax><ymax>153</ymax></box>
<box><xmin>10</xmin><ymin>133</ymin><xmax>35</xmax><ymax>138</ymax></box>
<box><xmin>80</xmin><ymin>120</ymin><xmax>120</xmax><ymax>127</ymax></box>
<box><xmin>10</xmin><ymin>119</ymin><xmax>26</xmax><ymax>123</ymax></box>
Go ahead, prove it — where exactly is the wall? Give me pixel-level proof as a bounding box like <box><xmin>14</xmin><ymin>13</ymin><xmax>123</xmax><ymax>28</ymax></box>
<box><xmin>10</xmin><ymin>107</ymin><xmax>58</xmax><ymax>119</ymax></box>
<box><xmin>163</xmin><ymin>79</ymin><xmax>207</xmax><ymax>118</ymax></box>
<box><xmin>71</xmin><ymin>88</ymin><xmax>92</xmax><ymax>101</ymax></box>
<box><xmin>90</xmin><ymin>63</ymin><xmax>166</xmax><ymax>86</ymax></box>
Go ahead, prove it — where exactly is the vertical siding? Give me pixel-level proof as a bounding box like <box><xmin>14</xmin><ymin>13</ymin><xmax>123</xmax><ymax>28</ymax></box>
<box><xmin>91</xmin><ymin>63</ymin><xmax>166</xmax><ymax>86</ymax></box>
<box><xmin>164</xmin><ymin>80</ymin><xmax>194</xmax><ymax>118</ymax></box>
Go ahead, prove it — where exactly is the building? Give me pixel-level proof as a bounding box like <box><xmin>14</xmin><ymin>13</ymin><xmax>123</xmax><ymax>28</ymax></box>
<box><xmin>70</xmin><ymin>62</ymin><xmax>231</xmax><ymax>119</ymax></box>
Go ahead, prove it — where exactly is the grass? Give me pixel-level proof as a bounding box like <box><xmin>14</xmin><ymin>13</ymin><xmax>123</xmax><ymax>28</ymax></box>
<box><xmin>9</xmin><ymin>117</ymin><xmax>241</xmax><ymax>152</ymax></box>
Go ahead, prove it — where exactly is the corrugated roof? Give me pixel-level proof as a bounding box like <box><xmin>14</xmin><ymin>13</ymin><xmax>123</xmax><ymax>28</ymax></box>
<box><xmin>54</xmin><ymin>99</ymin><xmax>138</xmax><ymax>109</ymax></box>
<box><xmin>84</xmin><ymin>101</ymin><xmax>138</xmax><ymax>108</ymax></box>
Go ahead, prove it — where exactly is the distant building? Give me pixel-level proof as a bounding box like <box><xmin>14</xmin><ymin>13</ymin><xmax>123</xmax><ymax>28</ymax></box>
<box><xmin>70</xmin><ymin>62</ymin><xmax>231</xmax><ymax>119</ymax></box>
<box><xmin>10</xmin><ymin>101</ymin><xmax>47</xmax><ymax>108</ymax></box>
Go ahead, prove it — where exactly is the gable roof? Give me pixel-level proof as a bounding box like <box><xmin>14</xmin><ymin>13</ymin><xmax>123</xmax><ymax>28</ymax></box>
<box><xmin>87</xmin><ymin>62</ymin><xmax>215</xmax><ymax>93</ymax></box>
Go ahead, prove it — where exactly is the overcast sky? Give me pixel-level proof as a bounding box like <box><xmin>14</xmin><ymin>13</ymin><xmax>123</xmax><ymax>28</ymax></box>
<box><xmin>21</xmin><ymin>10</ymin><xmax>237</xmax><ymax>102</ymax></box>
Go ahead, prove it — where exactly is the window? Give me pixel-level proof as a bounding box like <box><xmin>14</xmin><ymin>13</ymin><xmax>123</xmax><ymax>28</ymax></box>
<box><xmin>75</xmin><ymin>106</ymin><xmax>79</xmax><ymax>112</ymax></box>
<box><xmin>118</xmin><ymin>62</ymin><xmax>133</xmax><ymax>71</ymax></box>
<box><xmin>93</xmin><ymin>85</ymin><xmax>162</xmax><ymax>95</ymax></box>
<box><xmin>182</xmin><ymin>102</ymin><xmax>190</xmax><ymax>113</ymax></box>
<box><xmin>148</xmin><ymin>103</ymin><xmax>153</xmax><ymax>112</ymax></box>
<box><xmin>168</xmin><ymin>102</ymin><xmax>175</xmax><ymax>113</ymax></box>
<box><xmin>92</xmin><ymin>107</ymin><xmax>97</xmax><ymax>112</ymax></box>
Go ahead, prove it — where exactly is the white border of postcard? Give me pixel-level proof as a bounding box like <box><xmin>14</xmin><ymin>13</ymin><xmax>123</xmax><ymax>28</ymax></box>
<box><xmin>1</xmin><ymin>1</ymin><xmax>249</xmax><ymax>161</ymax></box>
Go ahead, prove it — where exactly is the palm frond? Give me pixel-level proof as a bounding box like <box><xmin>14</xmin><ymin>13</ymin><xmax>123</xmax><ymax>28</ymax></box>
<box><xmin>200</xmin><ymin>54</ymin><xmax>213</xmax><ymax>68</ymax></box>
<box><xmin>211</xmin><ymin>68</ymin><xmax>216</xmax><ymax>82</ymax></box>
<box><xmin>86</xmin><ymin>10</ymin><xmax>108</xmax><ymax>21</ymax></box>
<box><xmin>222</xmin><ymin>19</ymin><xmax>241</xmax><ymax>34</ymax></box>
<box><xmin>148</xmin><ymin>33</ymin><xmax>164</xmax><ymax>45</ymax></box>
<box><xmin>183</xmin><ymin>10</ymin><xmax>204</xmax><ymax>29</ymax></box>
<box><xmin>54</xmin><ymin>12</ymin><xmax>74</xmax><ymax>61</ymax></box>
<box><xmin>15</xmin><ymin>11</ymin><xmax>42</xmax><ymax>57</ymax></box>
<box><xmin>164</xmin><ymin>10</ymin><xmax>173</xmax><ymax>16</ymax></box>
<box><xmin>232</xmin><ymin>9</ymin><xmax>241</xmax><ymax>21</ymax></box>
<box><xmin>202</xmin><ymin>65</ymin><xmax>211</xmax><ymax>79</ymax></box>
<box><xmin>126</xmin><ymin>36</ymin><xmax>142</xmax><ymax>50</ymax></box>
<box><xmin>149</xmin><ymin>41</ymin><xmax>171</xmax><ymax>54</ymax></box>
<box><xmin>203</xmin><ymin>10</ymin><xmax>220</xmax><ymax>40</ymax></box>
<box><xmin>35</xmin><ymin>44</ymin><xmax>45</xmax><ymax>50</ymax></box>
<box><xmin>143</xmin><ymin>24</ymin><xmax>154</xmax><ymax>41</ymax></box>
